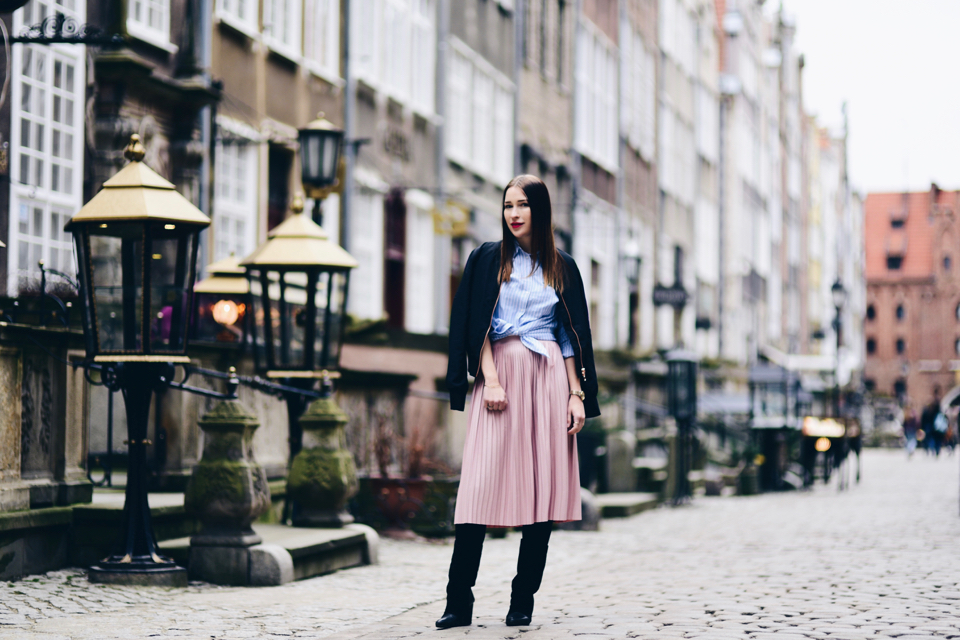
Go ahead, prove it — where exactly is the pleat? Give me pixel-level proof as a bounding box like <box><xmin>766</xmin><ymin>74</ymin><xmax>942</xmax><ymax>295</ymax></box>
<box><xmin>454</xmin><ymin>337</ymin><xmax>581</xmax><ymax>527</ymax></box>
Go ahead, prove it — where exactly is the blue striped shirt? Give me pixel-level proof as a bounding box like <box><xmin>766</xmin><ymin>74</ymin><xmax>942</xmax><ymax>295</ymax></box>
<box><xmin>490</xmin><ymin>244</ymin><xmax>574</xmax><ymax>359</ymax></box>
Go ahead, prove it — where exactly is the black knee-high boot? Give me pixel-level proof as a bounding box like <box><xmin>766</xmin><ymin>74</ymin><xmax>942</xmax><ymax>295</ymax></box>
<box><xmin>436</xmin><ymin>523</ymin><xmax>486</xmax><ymax>629</ymax></box>
<box><xmin>506</xmin><ymin>521</ymin><xmax>552</xmax><ymax>626</ymax></box>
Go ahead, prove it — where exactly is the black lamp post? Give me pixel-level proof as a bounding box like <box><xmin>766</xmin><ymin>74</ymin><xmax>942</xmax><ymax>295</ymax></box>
<box><xmin>666</xmin><ymin>349</ymin><xmax>698</xmax><ymax>505</ymax></box>
<box><xmin>68</xmin><ymin>134</ymin><xmax>210</xmax><ymax>586</ymax></box>
<box><xmin>240</xmin><ymin>194</ymin><xmax>357</xmax><ymax>479</ymax></box>
<box><xmin>831</xmin><ymin>278</ymin><xmax>846</xmax><ymax>417</ymax></box>
<box><xmin>299</xmin><ymin>113</ymin><xmax>345</xmax><ymax>226</ymax></box>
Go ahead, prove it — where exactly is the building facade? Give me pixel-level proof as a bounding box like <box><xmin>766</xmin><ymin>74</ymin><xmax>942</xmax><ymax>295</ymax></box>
<box><xmin>863</xmin><ymin>186</ymin><xmax>956</xmax><ymax>409</ymax></box>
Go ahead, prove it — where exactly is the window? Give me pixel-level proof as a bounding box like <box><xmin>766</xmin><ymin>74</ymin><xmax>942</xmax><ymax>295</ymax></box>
<box><xmin>896</xmin><ymin>305</ymin><xmax>905</xmax><ymax>321</ymax></box>
<box><xmin>866</xmin><ymin>304</ymin><xmax>875</xmax><ymax>321</ymax></box>
<box><xmin>304</xmin><ymin>0</ymin><xmax>339</xmax><ymax>78</ymax></box>
<box><xmin>891</xmin><ymin>217</ymin><xmax>905</xmax><ymax>228</ymax></box>
<box><xmin>956</xmin><ymin>302</ymin><xmax>960</xmax><ymax>321</ymax></box>
<box><xmin>887</xmin><ymin>256</ymin><xmax>902</xmax><ymax>270</ymax></box>
<box><xmin>128</xmin><ymin>0</ymin><xmax>173</xmax><ymax>49</ymax></box>
<box><xmin>263</xmin><ymin>0</ymin><xmax>302</xmax><ymax>57</ymax></box>
<box><xmin>9</xmin><ymin>2</ymin><xmax>85</xmax><ymax>293</ymax></box>
<box><xmin>589</xmin><ymin>259</ymin><xmax>600</xmax><ymax>325</ymax></box>
<box><xmin>214</xmin><ymin>138</ymin><xmax>259</xmax><ymax>262</ymax></box>
<box><xmin>575</xmin><ymin>22</ymin><xmax>618</xmax><ymax>170</ymax></box>
<box><xmin>621</xmin><ymin>25</ymin><xmax>656</xmax><ymax>161</ymax></box>
<box><xmin>217</xmin><ymin>0</ymin><xmax>258</xmax><ymax>33</ymax></box>
<box><xmin>674</xmin><ymin>246</ymin><xmax>684</xmax><ymax>286</ymax></box>
<box><xmin>866</xmin><ymin>338</ymin><xmax>876</xmax><ymax>355</ymax></box>
<box><xmin>956</xmin><ymin>338</ymin><xmax>960</xmax><ymax>356</ymax></box>
<box><xmin>446</xmin><ymin>38</ymin><xmax>514</xmax><ymax>185</ymax></box>
<box><xmin>352</xmin><ymin>0</ymin><xmax>435</xmax><ymax>114</ymax></box>
<box><xmin>893</xmin><ymin>379</ymin><xmax>907</xmax><ymax>398</ymax></box>
<box><xmin>896</xmin><ymin>338</ymin><xmax>905</xmax><ymax>355</ymax></box>
<box><xmin>945</xmin><ymin>255</ymin><xmax>952</xmax><ymax>271</ymax></box>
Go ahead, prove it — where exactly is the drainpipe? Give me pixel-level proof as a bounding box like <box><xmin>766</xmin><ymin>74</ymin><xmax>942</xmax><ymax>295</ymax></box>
<box><xmin>343</xmin><ymin>0</ymin><xmax>356</xmax><ymax>253</ymax></box>
<box><xmin>570</xmin><ymin>0</ymin><xmax>582</xmax><ymax>257</ymax></box>
<box><xmin>434</xmin><ymin>0</ymin><xmax>450</xmax><ymax>334</ymax></box>
<box><xmin>614</xmin><ymin>0</ymin><xmax>625</xmax><ymax>348</ymax></box>
<box><xmin>513</xmin><ymin>0</ymin><xmax>523</xmax><ymax>176</ymax></box>
<box><xmin>198</xmin><ymin>0</ymin><xmax>214</xmax><ymax>272</ymax></box>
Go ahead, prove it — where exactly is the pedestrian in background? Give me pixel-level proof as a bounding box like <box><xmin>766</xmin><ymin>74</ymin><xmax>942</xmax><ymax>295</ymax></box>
<box><xmin>902</xmin><ymin>406</ymin><xmax>919</xmax><ymax>458</ymax></box>
<box><xmin>441</xmin><ymin>174</ymin><xmax>599</xmax><ymax>629</ymax></box>
<box><xmin>920</xmin><ymin>389</ymin><xmax>944</xmax><ymax>457</ymax></box>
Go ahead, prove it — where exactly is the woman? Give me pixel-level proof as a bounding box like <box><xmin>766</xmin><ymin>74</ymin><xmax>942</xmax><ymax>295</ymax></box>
<box><xmin>439</xmin><ymin>174</ymin><xmax>600</xmax><ymax>629</ymax></box>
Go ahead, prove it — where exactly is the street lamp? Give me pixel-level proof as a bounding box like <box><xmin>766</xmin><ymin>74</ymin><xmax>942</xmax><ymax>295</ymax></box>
<box><xmin>192</xmin><ymin>255</ymin><xmax>252</xmax><ymax>346</ymax></box>
<box><xmin>299</xmin><ymin>113</ymin><xmax>344</xmax><ymax>226</ymax></box>
<box><xmin>68</xmin><ymin>134</ymin><xmax>210</xmax><ymax>586</ymax></box>
<box><xmin>831</xmin><ymin>278</ymin><xmax>846</xmax><ymax>417</ymax></box>
<box><xmin>241</xmin><ymin>194</ymin><xmax>358</xmax><ymax>525</ymax></box>
<box><xmin>666</xmin><ymin>349</ymin><xmax>697</xmax><ymax>505</ymax></box>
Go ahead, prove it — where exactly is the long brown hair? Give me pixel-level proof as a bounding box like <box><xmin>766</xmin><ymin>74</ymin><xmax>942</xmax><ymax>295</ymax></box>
<box><xmin>499</xmin><ymin>174</ymin><xmax>564</xmax><ymax>293</ymax></box>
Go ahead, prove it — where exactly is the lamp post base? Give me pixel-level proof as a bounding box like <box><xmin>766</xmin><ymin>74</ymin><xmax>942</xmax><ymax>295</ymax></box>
<box><xmin>88</xmin><ymin>558</ymin><xmax>188</xmax><ymax>587</ymax></box>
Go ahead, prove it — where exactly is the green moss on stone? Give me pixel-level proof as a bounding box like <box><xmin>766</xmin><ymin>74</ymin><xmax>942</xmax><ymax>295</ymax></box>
<box><xmin>184</xmin><ymin>461</ymin><xmax>250</xmax><ymax>514</ymax></box>
<box><xmin>287</xmin><ymin>448</ymin><xmax>358</xmax><ymax>510</ymax></box>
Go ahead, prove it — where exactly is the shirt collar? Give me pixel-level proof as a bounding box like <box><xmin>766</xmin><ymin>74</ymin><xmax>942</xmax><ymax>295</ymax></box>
<box><xmin>513</xmin><ymin>243</ymin><xmax>531</xmax><ymax>258</ymax></box>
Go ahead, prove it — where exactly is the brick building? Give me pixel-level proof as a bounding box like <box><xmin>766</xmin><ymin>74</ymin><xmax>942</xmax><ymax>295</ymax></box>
<box><xmin>863</xmin><ymin>185</ymin><xmax>960</xmax><ymax>409</ymax></box>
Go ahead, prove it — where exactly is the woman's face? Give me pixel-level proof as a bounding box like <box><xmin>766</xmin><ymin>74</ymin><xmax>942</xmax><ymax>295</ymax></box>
<box><xmin>503</xmin><ymin>186</ymin><xmax>532</xmax><ymax>247</ymax></box>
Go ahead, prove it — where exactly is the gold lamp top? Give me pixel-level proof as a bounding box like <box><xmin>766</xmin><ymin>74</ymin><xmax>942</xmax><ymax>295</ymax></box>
<box><xmin>240</xmin><ymin>194</ymin><xmax>359</xmax><ymax>270</ymax></box>
<box><xmin>303</xmin><ymin>112</ymin><xmax>341</xmax><ymax>132</ymax></box>
<box><xmin>194</xmin><ymin>254</ymin><xmax>250</xmax><ymax>295</ymax></box>
<box><xmin>65</xmin><ymin>134</ymin><xmax>211</xmax><ymax>231</ymax></box>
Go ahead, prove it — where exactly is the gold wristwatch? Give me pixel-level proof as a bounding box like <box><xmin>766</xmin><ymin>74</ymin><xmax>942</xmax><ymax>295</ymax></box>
<box><xmin>570</xmin><ymin>389</ymin><xmax>585</xmax><ymax>401</ymax></box>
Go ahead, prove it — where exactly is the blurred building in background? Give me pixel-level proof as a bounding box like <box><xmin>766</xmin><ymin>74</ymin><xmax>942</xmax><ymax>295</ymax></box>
<box><xmin>863</xmin><ymin>185</ymin><xmax>958</xmax><ymax>410</ymax></box>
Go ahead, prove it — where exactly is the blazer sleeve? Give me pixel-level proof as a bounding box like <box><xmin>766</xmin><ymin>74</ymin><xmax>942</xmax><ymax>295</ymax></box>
<box><xmin>446</xmin><ymin>247</ymin><xmax>478</xmax><ymax>411</ymax></box>
<box><xmin>565</xmin><ymin>255</ymin><xmax>601</xmax><ymax>418</ymax></box>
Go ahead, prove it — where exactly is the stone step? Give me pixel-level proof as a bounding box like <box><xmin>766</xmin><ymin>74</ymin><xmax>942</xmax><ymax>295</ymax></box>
<box><xmin>159</xmin><ymin>522</ymin><xmax>375</xmax><ymax>584</ymax></box>
<box><xmin>594</xmin><ymin>492</ymin><xmax>660</xmax><ymax>518</ymax></box>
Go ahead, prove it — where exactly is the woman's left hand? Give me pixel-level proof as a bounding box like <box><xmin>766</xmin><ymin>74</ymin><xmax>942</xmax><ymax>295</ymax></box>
<box><xmin>567</xmin><ymin>395</ymin><xmax>586</xmax><ymax>434</ymax></box>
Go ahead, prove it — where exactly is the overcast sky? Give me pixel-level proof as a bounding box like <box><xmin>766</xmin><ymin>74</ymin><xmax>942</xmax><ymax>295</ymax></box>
<box><xmin>776</xmin><ymin>0</ymin><xmax>960</xmax><ymax>194</ymax></box>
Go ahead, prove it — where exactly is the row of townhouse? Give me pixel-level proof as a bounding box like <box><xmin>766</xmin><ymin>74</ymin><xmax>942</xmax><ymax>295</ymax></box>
<box><xmin>0</xmin><ymin>0</ymin><xmax>864</xmax><ymax>437</ymax></box>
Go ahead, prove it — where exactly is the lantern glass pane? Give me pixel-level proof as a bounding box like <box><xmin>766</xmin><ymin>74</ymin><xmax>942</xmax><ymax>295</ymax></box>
<box><xmin>283</xmin><ymin>271</ymin><xmax>308</xmax><ymax>367</ymax></box>
<box><xmin>317</xmin><ymin>270</ymin><xmax>348</xmax><ymax>369</ymax></box>
<box><xmin>303</xmin><ymin>134</ymin><xmax>322</xmax><ymax>184</ymax></box>
<box><xmin>91</xmin><ymin>228</ymin><xmax>143</xmax><ymax>352</ymax></box>
<box><xmin>322</xmin><ymin>135</ymin><xmax>338</xmax><ymax>182</ymax></box>
<box><xmin>148</xmin><ymin>235</ymin><xmax>186</xmax><ymax>351</ymax></box>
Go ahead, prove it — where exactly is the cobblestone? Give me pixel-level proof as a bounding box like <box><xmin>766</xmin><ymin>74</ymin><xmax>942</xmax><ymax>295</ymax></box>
<box><xmin>1</xmin><ymin>449</ymin><xmax>959</xmax><ymax>639</ymax></box>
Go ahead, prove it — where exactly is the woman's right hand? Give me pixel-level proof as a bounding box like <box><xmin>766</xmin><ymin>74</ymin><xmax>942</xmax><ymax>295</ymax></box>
<box><xmin>483</xmin><ymin>382</ymin><xmax>508</xmax><ymax>412</ymax></box>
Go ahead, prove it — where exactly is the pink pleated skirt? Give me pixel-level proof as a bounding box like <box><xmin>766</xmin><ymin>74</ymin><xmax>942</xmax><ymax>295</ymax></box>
<box><xmin>454</xmin><ymin>336</ymin><xmax>582</xmax><ymax>527</ymax></box>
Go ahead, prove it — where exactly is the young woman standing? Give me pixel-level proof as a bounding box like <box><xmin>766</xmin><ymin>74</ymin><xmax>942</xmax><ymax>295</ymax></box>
<box><xmin>439</xmin><ymin>175</ymin><xmax>600</xmax><ymax>629</ymax></box>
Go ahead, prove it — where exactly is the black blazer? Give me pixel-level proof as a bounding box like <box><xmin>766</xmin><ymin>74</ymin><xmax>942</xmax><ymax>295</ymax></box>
<box><xmin>446</xmin><ymin>241</ymin><xmax>601</xmax><ymax>418</ymax></box>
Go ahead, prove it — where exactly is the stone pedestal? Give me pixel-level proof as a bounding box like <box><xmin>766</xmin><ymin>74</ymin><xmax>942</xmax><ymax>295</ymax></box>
<box><xmin>287</xmin><ymin>397</ymin><xmax>358</xmax><ymax>527</ymax></box>
<box><xmin>0</xmin><ymin>347</ymin><xmax>29</xmax><ymax>513</ymax></box>
<box><xmin>184</xmin><ymin>399</ymin><xmax>270</xmax><ymax>585</ymax></box>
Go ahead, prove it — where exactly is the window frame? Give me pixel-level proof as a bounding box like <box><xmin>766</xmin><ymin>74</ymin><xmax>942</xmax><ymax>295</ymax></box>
<box><xmin>216</xmin><ymin>0</ymin><xmax>260</xmax><ymax>38</ymax></box>
<box><xmin>351</xmin><ymin>0</ymin><xmax>436</xmax><ymax>118</ymax></box>
<box><xmin>127</xmin><ymin>0</ymin><xmax>178</xmax><ymax>52</ymax></box>
<box><xmin>446</xmin><ymin>37</ymin><xmax>515</xmax><ymax>186</ymax></box>
<box><xmin>8</xmin><ymin>2</ymin><xmax>86</xmax><ymax>294</ymax></box>
<box><xmin>213</xmin><ymin>130</ymin><xmax>260</xmax><ymax>263</ymax></box>
<box><xmin>303</xmin><ymin>0</ymin><xmax>342</xmax><ymax>84</ymax></box>
<box><xmin>263</xmin><ymin>0</ymin><xmax>303</xmax><ymax>61</ymax></box>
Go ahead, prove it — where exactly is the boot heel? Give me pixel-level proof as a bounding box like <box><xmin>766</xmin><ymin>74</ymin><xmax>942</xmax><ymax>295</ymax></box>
<box><xmin>436</xmin><ymin>610</ymin><xmax>472</xmax><ymax>629</ymax></box>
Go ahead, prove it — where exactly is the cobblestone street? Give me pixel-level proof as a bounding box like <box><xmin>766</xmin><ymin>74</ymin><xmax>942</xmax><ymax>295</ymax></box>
<box><xmin>2</xmin><ymin>448</ymin><xmax>959</xmax><ymax>640</ymax></box>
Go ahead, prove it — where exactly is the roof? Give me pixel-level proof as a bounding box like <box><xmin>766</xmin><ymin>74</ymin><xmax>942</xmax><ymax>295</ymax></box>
<box><xmin>864</xmin><ymin>187</ymin><xmax>959</xmax><ymax>282</ymax></box>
